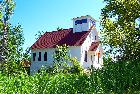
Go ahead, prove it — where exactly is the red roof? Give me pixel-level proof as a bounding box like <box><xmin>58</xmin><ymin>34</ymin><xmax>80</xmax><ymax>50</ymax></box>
<box><xmin>89</xmin><ymin>42</ymin><xmax>99</xmax><ymax>51</ymax></box>
<box><xmin>31</xmin><ymin>28</ymin><xmax>90</xmax><ymax>49</ymax></box>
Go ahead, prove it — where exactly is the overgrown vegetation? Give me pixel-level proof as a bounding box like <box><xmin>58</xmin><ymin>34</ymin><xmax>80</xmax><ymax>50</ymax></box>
<box><xmin>0</xmin><ymin>0</ymin><xmax>24</xmax><ymax>75</ymax></box>
<box><xmin>101</xmin><ymin>0</ymin><xmax>140</xmax><ymax>61</ymax></box>
<box><xmin>0</xmin><ymin>58</ymin><xmax>140</xmax><ymax>94</ymax></box>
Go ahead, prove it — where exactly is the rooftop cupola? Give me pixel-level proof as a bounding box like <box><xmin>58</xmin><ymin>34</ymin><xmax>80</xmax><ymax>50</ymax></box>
<box><xmin>72</xmin><ymin>15</ymin><xmax>96</xmax><ymax>33</ymax></box>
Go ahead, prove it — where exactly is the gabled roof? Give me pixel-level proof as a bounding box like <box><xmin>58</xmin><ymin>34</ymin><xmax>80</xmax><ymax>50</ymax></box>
<box><xmin>31</xmin><ymin>28</ymin><xmax>90</xmax><ymax>49</ymax></box>
<box><xmin>89</xmin><ymin>42</ymin><xmax>99</xmax><ymax>51</ymax></box>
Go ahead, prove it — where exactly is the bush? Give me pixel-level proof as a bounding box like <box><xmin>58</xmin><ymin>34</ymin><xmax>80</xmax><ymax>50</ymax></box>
<box><xmin>69</xmin><ymin>57</ymin><xmax>83</xmax><ymax>74</ymax></box>
<box><xmin>0</xmin><ymin>58</ymin><xmax>140</xmax><ymax>94</ymax></box>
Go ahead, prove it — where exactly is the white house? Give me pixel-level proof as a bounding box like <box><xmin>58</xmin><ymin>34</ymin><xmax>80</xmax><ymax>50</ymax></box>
<box><xmin>30</xmin><ymin>15</ymin><xmax>103</xmax><ymax>75</ymax></box>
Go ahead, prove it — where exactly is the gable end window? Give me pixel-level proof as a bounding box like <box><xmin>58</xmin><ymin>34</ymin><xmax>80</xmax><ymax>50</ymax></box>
<box><xmin>84</xmin><ymin>51</ymin><xmax>87</xmax><ymax>62</ymax></box>
<box><xmin>38</xmin><ymin>52</ymin><xmax>41</xmax><ymax>61</ymax></box>
<box><xmin>33</xmin><ymin>53</ymin><xmax>36</xmax><ymax>61</ymax></box>
<box><xmin>44</xmin><ymin>52</ymin><xmax>47</xmax><ymax>61</ymax></box>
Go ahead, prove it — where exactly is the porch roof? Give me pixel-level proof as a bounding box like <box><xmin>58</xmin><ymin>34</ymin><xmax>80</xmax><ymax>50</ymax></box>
<box><xmin>89</xmin><ymin>42</ymin><xmax>99</xmax><ymax>51</ymax></box>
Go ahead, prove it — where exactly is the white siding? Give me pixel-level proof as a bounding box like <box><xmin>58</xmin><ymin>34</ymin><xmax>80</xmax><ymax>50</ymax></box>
<box><xmin>30</xmin><ymin>48</ymin><xmax>55</xmax><ymax>75</ymax></box>
<box><xmin>30</xmin><ymin>47</ymin><xmax>81</xmax><ymax>75</ymax></box>
<box><xmin>91</xmin><ymin>28</ymin><xmax>99</xmax><ymax>42</ymax></box>
<box><xmin>80</xmin><ymin>29</ymin><xmax>102</xmax><ymax>69</ymax></box>
<box><xmin>69</xmin><ymin>46</ymin><xmax>81</xmax><ymax>61</ymax></box>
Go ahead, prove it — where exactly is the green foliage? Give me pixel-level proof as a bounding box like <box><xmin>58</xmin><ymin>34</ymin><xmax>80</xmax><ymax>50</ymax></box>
<box><xmin>69</xmin><ymin>57</ymin><xmax>83</xmax><ymax>74</ymax></box>
<box><xmin>1</xmin><ymin>25</ymin><xmax>24</xmax><ymax>75</ymax></box>
<box><xmin>99</xmin><ymin>58</ymin><xmax>140</xmax><ymax>93</ymax></box>
<box><xmin>101</xmin><ymin>0</ymin><xmax>140</xmax><ymax>61</ymax></box>
<box><xmin>53</xmin><ymin>44</ymin><xmax>70</xmax><ymax>66</ymax></box>
<box><xmin>52</xmin><ymin>44</ymin><xmax>70</xmax><ymax>73</ymax></box>
<box><xmin>0</xmin><ymin>0</ymin><xmax>25</xmax><ymax>75</ymax></box>
<box><xmin>52</xmin><ymin>44</ymin><xmax>83</xmax><ymax>74</ymax></box>
<box><xmin>57</xmin><ymin>27</ymin><xmax>63</xmax><ymax>31</ymax></box>
<box><xmin>22</xmin><ymin>47</ymin><xmax>31</xmax><ymax>62</ymax></box>
<box><xmin>0</xmin><ymin>59</ymin><xmax>140</xmax><ymax>94</ymax></box>
<box><xmin>35</xmin><ymin>31</ymin><xmax>45</xmax><ymax>40</ymax></box>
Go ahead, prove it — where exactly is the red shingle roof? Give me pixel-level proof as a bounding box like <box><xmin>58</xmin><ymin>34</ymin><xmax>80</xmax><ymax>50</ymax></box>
<box><xmin>89</xmin><ymin>42</ymin><xmax>99</xmax><ymax>51</ymax></box>
<box><xmin>31</xmin><ymin>28</ymin><xmax>90</xmax><ymax>49</ymax></box>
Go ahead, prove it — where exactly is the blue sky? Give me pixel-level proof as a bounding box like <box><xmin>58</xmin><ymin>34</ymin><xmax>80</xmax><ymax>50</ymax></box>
<box><xmin>10</xmin><ymin>0</ymin><xmax>105</xmax><ymax>51</ymax></box>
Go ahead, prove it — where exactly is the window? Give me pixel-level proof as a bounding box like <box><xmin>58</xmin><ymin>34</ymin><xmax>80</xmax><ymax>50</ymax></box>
<box><xmin>90</xmin><ymin>20</ymin><xmax>96</xmax><ymax>26</ymax></box>
<box><xmin>75</xmin><ymin>19</ymin><xmax>87</xmax><ymax>25</ymax></box>
<box><xmin>97</xmin><ymin>52</ymin><xmax>100</xmax><ymax>63</ymax></box>
<box><xmin>95</xmin><ymin>36</ymin><xmax>96</xmax><ymax>40</ymax></box>
<box><xmin>33</xmin><ymin>53</ymin><xmax>36</xmax><ymax>61</ymax></box>
<box><xmin>75</xmin><ymin>20</ymin><xmax>82</xmax><ymax>25</ymax></box>
<box><xmin>98</xmin><ymin>56</ymin><xmax>99</xmax><ymax>63</ymax></box>
<box><xmin>38</xmin><ymin>52</ymin><xmax>41</xmax><ymax>61</ymax></box>
<box><xmin>81</xmin><ymin>19</ymin><xmax>87</xmax><ymax>23</ymax></box>
<box><xmin>44</xmin><ymin>52</ymin><xmax>47</xmax><ymax>61</ymax></box>
<box><xmin>84</xmin><ymin>51</ymin><xmax>87</xmax><ymax>62</ymax></box>
<box><xmin>91</xmin><ymin>55</ymin><xmax>93</xmax><ymax>62</ymax></box>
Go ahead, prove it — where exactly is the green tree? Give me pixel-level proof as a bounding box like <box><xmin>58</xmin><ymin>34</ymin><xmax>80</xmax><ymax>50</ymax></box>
<box><xmin>35</xmin><ymin>31</ymin><xmax>45</xmax><ymax>40</ymax></box>
<box><xmin>101</xmin><ymin>0</ymin><xmax>140</xmax><ymax>61</ymax></box>
<box><xmin>56</xmin><ymin>27</ymin><xmax>63</xmax><ymax>31</ymax></box>
<box><xmin>52</xmin><ymin>44</ymin><xmax>83</xmax><ymax>74</ymax></box>
<box><xmin>53</xmin><ymin>44</ymin><xmax>70</xmax><ymax>73</ymax></box>
<box><xmin>0</xmin><ymin>0</ymin><xmax>24</xmax><ymax>75</ymax></box>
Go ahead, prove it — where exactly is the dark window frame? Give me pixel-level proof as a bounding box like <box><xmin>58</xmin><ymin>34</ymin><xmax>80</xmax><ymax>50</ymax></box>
<box><xmin>81</xmin><ymin>19</ymin><xmax>87</xmax><ymax>23</ymax></box>
<box><xmin>44</xmin><ymin>52</ymin><xmax>47</xmax><ymax>61</ymax></box>
<box><xmin>38</xmin><ymin>52</ymin><xmax>41</xmax><ymax>61</ymax></box>
<box><xmin>33</xmin><ymin>53</ymin><xmax>36</xmax><ymax>61</ymax></box>
<box><xmin>84</xmin><ymin>51</ymin><xmax>87</xmax><ymax>62</ymax></box>
<box><xmin>75</xmin><ymin>20</ymin><xmax>82</xmax><ymax>25</ymax></box>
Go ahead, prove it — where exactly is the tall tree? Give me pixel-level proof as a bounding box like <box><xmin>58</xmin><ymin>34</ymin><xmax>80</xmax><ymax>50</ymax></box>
<box><xmin>101</xmin><ymin>0</ymin><xmax>140</xmax><ymax>61</ymax></box>
<box><xmin>0</xmin><ymin>0</ymin><xmax>24</xmax><ymax>75</ymax></box>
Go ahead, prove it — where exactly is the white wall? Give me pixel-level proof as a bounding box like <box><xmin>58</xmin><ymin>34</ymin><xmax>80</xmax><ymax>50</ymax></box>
<box><xmin>80</xmin><ymin>28</ymin><xmax>103</xmax><ymax>69</ymax></box>
<box><xmin>30</xmin><ymin>46</ymin><xmax>81</xmax><ymax>75</ymax></box>
<box><xmin>91</xmin><ymin>28</ymin><xmax>99</xmax><ymax>42</ymax></box>
<box><xmin>30</xmin><ymin>48</ymin><xmax>55</xmax><ymax>75</ymax></box>
<box><xmin>69</xmin><ymin>46</ymin><xmax>81</xmax><ymax>61</ymax></box>
<box><xmin>81</xmin><ymin>32</ymin><xmax>93</xmax><ymax>68</ymax></box>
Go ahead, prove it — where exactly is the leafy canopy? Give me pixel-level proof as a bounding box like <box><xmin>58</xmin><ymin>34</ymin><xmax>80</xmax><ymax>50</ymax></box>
<box><xmin>101</xmin><ymin>0</ymin><xmax>140</xmax><ymax>61</ymax></box>
<box><xmin>0</xmin><ymin>0</ymin><xmax>24</xmax><ymax>75</ymax></box>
